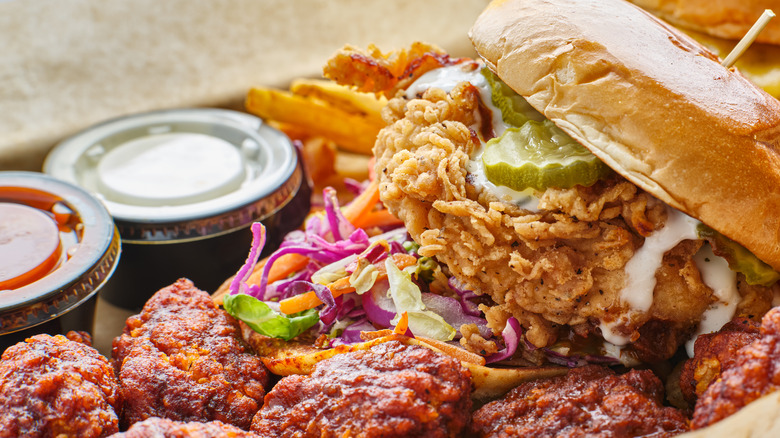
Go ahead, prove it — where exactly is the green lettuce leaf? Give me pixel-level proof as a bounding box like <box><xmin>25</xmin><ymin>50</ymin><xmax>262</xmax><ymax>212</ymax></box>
<box><xmin>223</xmin><ymin>293</ymin><xmax>319</xmax><ymax>341</ymax></box>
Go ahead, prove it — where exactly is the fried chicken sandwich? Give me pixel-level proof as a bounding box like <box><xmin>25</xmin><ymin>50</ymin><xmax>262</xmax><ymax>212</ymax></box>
<box><xmin>323</xmin><ymin>0</ymin><xmax>780</xmax><ymax>365</ymax></box>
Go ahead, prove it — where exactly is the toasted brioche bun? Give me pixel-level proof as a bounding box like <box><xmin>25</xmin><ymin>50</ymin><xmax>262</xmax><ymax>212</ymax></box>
<box><xmin>469</xmin><ymin>0</ymin><xmax>780</xmax><ymax>271</ymax></box>
<box><xmin>627</xmin><ymin>0</ymin><xmax>780</xmax><ymax>45</ymax></box>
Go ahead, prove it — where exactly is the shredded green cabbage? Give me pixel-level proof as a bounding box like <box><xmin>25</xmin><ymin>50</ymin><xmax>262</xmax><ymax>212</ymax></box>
<box><xmin>385</xmin><ymin>258</ymin><xmax>455</xmax><ymax>341</ymax></box>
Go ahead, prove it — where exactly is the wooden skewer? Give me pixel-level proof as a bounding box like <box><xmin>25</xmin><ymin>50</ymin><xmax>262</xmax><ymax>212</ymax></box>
<box><xmin>722</xmin><ymin>9</ymin><xmax>776</xmax><ymax>68</ymax></box>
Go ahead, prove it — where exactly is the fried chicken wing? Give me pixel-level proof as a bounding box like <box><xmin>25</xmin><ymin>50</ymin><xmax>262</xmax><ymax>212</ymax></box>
<box><xmin>0</xmin><ymin>333</ymin><xmax>121</xmax><ymax>438</ymax></box>
<box><xmin>692</xmin><ymin>307</ymin><xmax>780</xmax><ymax>428</ymax></box>
<box><xmin>112</xmin><ymin>279</ymin><xmax>270</xmax><ymax>430</ymax></box>
<box><xmin>251</xmin><ymin>340</ymin><xmax>472</xmax><ymax>438</ymax></box>
<box><xmin>109</xmin><ymin>417</ymin><xmax>260</xmax><ymax>438</ymax></box>
<box><xmin>680</xmin><ymin>317</ymin><xmax>761</xmax><ymax>405</ymax></box>
<box><xmin>471</xmin><ymin>365</ymin><xmax>689</xmax><ymax>438</ymax></box>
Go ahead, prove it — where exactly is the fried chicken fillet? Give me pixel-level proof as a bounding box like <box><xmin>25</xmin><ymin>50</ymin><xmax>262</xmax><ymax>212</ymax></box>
<box><xmin>112</xmin><ymin>279</ymin><xmax>270</xmax><ymax>430</ymax></box>
<box><xmin>324</xmin><ymin>41</ymin><xmax>777</xmax><ymax>363</ymax></box>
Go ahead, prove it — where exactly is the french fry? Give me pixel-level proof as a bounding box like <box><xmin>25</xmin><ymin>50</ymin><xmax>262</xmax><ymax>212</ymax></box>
<box><xmin>289</xmin><ymin>78</ymin><xmax>386</xmax><ymax>119</ymax></box>
<box><xmin>245</xmin><ymin>87</ymin><xmax>383</xmax><ymax>155</ymax></box>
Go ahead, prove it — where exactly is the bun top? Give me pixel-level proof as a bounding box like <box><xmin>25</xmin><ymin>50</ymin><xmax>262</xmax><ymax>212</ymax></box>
<box><xmin>627</xmin><ymin>0</ymin><xmax>780</xmax><ymax>45</ymax></box>
<box><xmin>470</xmin><ymin>0</ymin><xmax>780</xmax><ymax>270</ymax></box>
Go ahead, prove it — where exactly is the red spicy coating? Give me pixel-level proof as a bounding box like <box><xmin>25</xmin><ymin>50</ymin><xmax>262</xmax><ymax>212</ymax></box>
<box><xmin>680</xmin><ymin>317</ymin><xmax>761</xmax><ymax>405</ymax></box>
<box><xmin>692</xmin><ymin>307</ymin><xmax>780</xmax><ymax>428</ymax></box>
<box><xmin>251</xmin><ymin>340</ymin><xmax>473</xmax><ymax>438</ymax></box>
<box><xmin>108</xmin><ymin>417</ymin><xmax>261</xmax><ymax>438</ymax></box>
<box><xmin>112</xmin><ymin>278</ymin><xmax>269</xmax><ymax>430</ymax></box>
<box><xmin>471</xmin><ymin>365</ymin><xmax>689</xmax><ymax>438</ymax></box>
<box><xmin>0</xmin><ymin>333</ymin><xmax>121</xmax><ymax>438</ymax></box>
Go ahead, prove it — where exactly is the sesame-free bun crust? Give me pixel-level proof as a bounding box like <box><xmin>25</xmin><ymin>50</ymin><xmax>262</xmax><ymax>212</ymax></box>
<box><xmin>470</xmin><ymin>0</ymin><xmax>780</xmax><ymax>270</ymax></box>
<box><xmin>627</xmin><ymin>0</ymin><xmax>780</xmax><ymax>45</ymax></box>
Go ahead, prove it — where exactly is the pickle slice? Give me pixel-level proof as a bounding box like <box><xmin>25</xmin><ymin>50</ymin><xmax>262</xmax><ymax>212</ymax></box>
<box><xmin>482</xmin><ymin>120</ymin><xmax>613</xmax><ymax>191</ymax></box>
<box><xmin>482</xmin><ymin>68</ymin><xmax>545</xmax><ymax>126</ymax></box>
<box><xmin>697</xmin><ymin>224</ymin><xmax>780</xmax><ymax>286</ymax></box>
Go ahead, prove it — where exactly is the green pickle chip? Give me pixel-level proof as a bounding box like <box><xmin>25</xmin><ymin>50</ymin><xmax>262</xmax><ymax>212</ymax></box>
<box><xmin>482</xmin><ymin>121</ymin><xmax>613</xmax><ymax>191</ymax></box>
<box><xmin>697</xmin><ymin>224</ymin><xmax>780</xmax><ymax>287</ymax></box>
<box><xmin>482</xmin><ymin>68</ymin><xmax>545</xmax><ymax>126</ymax></box>
<box><xmin>480</xmin><ymin>68</ymin><xmax>612</xmax><ymax>191</ymax></box>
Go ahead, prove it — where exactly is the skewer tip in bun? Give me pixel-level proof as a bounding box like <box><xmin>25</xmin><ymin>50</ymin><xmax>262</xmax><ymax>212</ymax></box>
<box><xmin>627</xmin><ymin>0</ymin><xmax>780</xmax><ymax>45</ymax></box>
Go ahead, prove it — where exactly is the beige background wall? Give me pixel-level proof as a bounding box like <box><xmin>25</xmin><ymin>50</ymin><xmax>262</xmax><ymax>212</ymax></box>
<box><xmin>0</xmin><ymin>0</ymin><xmax>488</xmax><ymax>170</ymax></box>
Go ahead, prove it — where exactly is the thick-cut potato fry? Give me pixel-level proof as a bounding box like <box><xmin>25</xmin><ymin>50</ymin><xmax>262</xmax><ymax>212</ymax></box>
<box><xmin>245</xmin><ymin>87</ymin><xmax>382</xmax><ymax>155</ymax></box>
<box><xmin>289</xmin><ymin>78</ymin><xmax>386</xmax><ymax>119</ymax></box>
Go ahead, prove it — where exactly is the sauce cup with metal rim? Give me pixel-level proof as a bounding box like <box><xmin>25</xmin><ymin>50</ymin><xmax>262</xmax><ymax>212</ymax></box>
<box><xmin>0</xmin><ymin>171</ymin><xmax>120</xmax><ymax>351</ymax></box>
<box><xmin>44</xmin><ymin>108</ymin><xmax>311</xmax><ymax>310</ymax></box>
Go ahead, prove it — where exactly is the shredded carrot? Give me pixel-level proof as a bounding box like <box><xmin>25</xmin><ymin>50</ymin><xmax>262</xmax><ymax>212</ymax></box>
<box><xmin>393</xmin><ymin>312</ymin><xmax>409</xmax><ymax>335</ymax></box>
<box><xmin>351</xmin><ymin>208</ymin><xmax>403</xmax><ymax>229</ymax></box>
<box><xmin>415</xmin><ymin>337</ymin><xmax>487</xmax><ymax>366</ymax></box>
<box><xmin>391</xmin><ymin>253</ymin><xmax>417</xmax><ymax>270</ymax></box>
<box><xmin>279</xmin><ymin>277</ymin><xmax>355</xmax><ymax>315</ymax></box>
<box><xmin>342</xmin><ymin>179</ymin><xmax>380</xmax><ymax>224</ymax></box>
<box><xmin>246</xmin><ymin>253</ymin><xmax>310</xmax><ymax>287</ymax></box>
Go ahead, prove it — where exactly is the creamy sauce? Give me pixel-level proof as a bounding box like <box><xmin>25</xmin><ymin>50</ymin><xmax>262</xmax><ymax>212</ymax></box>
<box><xmin>406</xmin><ymin>63</ymin><xmax>537</xmax><ymax>210</ymax></box>
<box><xmin>599</xmin><ymin>316</ymin><xmax>633</xmax><ymax>346</ymax></box>
<box><xmin>685</xmin><ymin>243</ymin><xmax>738</xmax><ymax>357</ymax></box>
<box><xmin>621</xmin><ymin>207</ymin><xmax>700</xmax><ymax>312</ymax></box>
<box><xmin>599</xmin><ymin>207</ymin><xmax>700</xmax><ymax>346</ymax></box>
<box><xmin>405</xmin><ymin>63</ymin><xmax>508</xmax><ymax>138</ymax></box>
<box><xmin>466</xmin><ymin>146</ymin><xmax>540</xmax><ymax>210</ymax></box>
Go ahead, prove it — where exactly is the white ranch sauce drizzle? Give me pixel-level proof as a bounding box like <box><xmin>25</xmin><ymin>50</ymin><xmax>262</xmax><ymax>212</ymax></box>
<box><xmin>406</xmin><ymin>64</ymin><xmax>537</xmax><ymax>210</ymax></box>
<box><xmin>621</xmin><ymin>207</ymin><xmax>701</xmax><ymax>312</ymax></box>
<box><xmin>600</xmin><ymin>207</ymin><xmax>700</xmax><ymax>346</ymax></box>
<box><xmin>686</xmin><ymin>244</ymin><xmax>738</xmax><ymax>356</ymax></box>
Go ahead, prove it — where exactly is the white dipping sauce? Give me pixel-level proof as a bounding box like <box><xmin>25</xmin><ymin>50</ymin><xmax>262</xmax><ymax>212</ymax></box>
<box><xmin>97</xmin><ymin>132</ymin><xmax>245</xmax><ymax>207</ymax></box>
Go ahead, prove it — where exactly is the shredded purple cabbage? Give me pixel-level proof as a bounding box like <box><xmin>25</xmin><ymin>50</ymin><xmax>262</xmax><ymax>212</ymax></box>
<box><xmin>486</xmin><ymin>317</ymin><xmax>522</xmax><ymax>364</ymax></box>
<box><xmin>322</xmin><ymin>187</ymin><xmax>356</xmax><ymax>241</ymax></box>
<box><xmin>420</xmin><ymin>293</ymin><xmax>491</xmax><ymax>338</ymax></box>
<box><xmin>363</xmin><ymin>280</ymin><xmax>395</xmax><ymax>327</ymax></box>
<box><xmin>229</xmin><ymin>222</ymin><xmax>267</xmax><ymax>296</ymax></box>
<box><xmin>447</xmin><ymin>277</ymin><xmax>482</xmax><ymax>317</ymax></box>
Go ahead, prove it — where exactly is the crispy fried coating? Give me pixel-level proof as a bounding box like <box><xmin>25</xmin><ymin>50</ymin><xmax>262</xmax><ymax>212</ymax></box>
<box><xmin>680</xmin><ymin>318</ymin><xmax>761</xmax><ymax>405</ymax></box>
<box><xmin>323</xmin><ymin>42</ymin><xmax>460</xmax><ymax>98</ymax></box>
<box><xmin>692</xmin><ymin>307</ymin><xmax>780</xmax><ymax>428</ymax></box>
<box><xmin>112</xmin><ymin>279</ymin><xmax>269</xmax><ymax>430</ymax></box>
<box><xmin>373</xmin><ymin>82</ymin><xmax>696</xmax><ymax>355</ymax></box>
<box><xmin>109</xmin><ymin>417</ymin><xmax>260</xmax><ymax>438</ymax></box>
<box><xmin>251</xmin><ymin>340</ymin><xmax>472</xmax><ymax>438</ymax></box>
<box><xmin>471</xmin><ymin>365</ymin><xmax>689</xmax><ymax>438</ymax></box>
<box><xmin>0</xmin><ymin>333</ymin><xmax>120</xmax><ymax>438</ymax></box>
<box><xmin>326</xmin><ymin>44</ymin><xmax>776</xmax><ymax>360</ymax></box>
